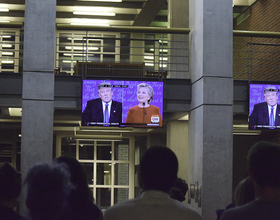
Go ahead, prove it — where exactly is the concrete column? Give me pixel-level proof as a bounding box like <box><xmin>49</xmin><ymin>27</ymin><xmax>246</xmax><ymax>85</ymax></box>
<box><xmin>189</xmin><ymin>0</ymin><xmax>233</xmax><ymax>219</ymax></box>
<box><xmin>21</xmin><ymin>0</ymin><xmax>56</xmax><ymax>216</ymax></box>
<box><xmin>168</xmin><ymin>0</ymin><xmax>189</xmax><ymax>79</ymax></box>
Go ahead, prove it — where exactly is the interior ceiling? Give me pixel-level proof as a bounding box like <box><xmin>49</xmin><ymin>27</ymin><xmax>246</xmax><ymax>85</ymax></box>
<box><xmin>0</xmin><ymin>0</ymin><xmax>254</xmax><ymax>28</ymax></box>
<box><xmin>0</xmin><ymin>0</ymin><xmax>168</xmax><ymax>28</ymax></box>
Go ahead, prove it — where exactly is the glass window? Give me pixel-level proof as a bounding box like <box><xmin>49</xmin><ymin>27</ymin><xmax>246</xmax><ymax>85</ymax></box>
<box><xmin>61</xmin><ymin>137</ymin><xmax>76</xmax><ymax>158</ymax></box>
<box><xmin>96</xmin><ymin>188</ymin><xmax>111</xmax><ymax>209</ymax></box>
<box><xmin>97</xmin><ymin>142</ymin><xmax>112</xmax><ymax>160</ymax></box>
<box><xmin>79</xmin><ymin>142</ymin><xmax>94</xmax><ymax>160</ymax></box>
<box><xmin>97</xmin><ymin>163</ymin><xmax>112</xmax><ymax>185</ymax></box>
<box><xmin>81</xmin><ymin>162</ymin><xmax>94</xmax><ymax>185</ymax></box>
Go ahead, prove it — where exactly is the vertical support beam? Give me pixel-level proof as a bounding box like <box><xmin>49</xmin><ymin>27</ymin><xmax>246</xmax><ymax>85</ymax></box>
<box><xmin>20</xmin><ymin>0</ymin><xmax>56</xmax><ymax>216</ymax></box>
<box><xmin>189</xmin><ymin>0</ymin><xmax>233</xmax><ymax>219</ymax></box>
<box><xmin>168</xmin><ymin>0</ymin><xmax>189</xmax><ymax>78</ymax></box>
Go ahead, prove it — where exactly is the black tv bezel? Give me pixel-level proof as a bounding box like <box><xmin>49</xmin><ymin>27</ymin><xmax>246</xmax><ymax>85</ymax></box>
<box><xmin>81</xmin><ymin>76</ymin><xmax>164</xmax><ymax>128</ymax></box>
<box><xmin>248</xmin><ymin>81</ymin><xmax>280</xmax><ymax>130</ymax></box>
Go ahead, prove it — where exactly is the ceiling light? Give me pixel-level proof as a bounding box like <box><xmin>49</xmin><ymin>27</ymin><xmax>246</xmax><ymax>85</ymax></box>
<box><xmin>78</xmin><ymin>0</ymin><xmax>122</xmax><ymax>2</ymax></box>
<box><xmin>2</xmin><ymin>35</ymin><xmax>11</xmax><ymax>38</ymax></box>
<box><xmin>145</xmin><ymin>63</ymin><xmax>154</xmax><ymax>66</ymax></box>
<box><xmin>150</xmin><ymin>48</ymin><xmax>168</xmax><ymax>52</ymax></box>
<box><xmin>63</xmin><ymin>53</ymin><xmax>86</xmax><ymax>56</ymax></box>
<box><xmin>73</xmin><ymin>11</ymin><xmax>115</xmax><ymax>16</ymax></box>
<box><xmin>65</xmin><ymin>46</ymin><xmax>99</xmax><ymax>50</ymax></box>
<box><xmin>2</xmin><ymin>52</ymin><xmax>13</xmax><ymax>55</ymax></box>
<box><xmin>70</xmin><ymin>19</ymin><xmax>110</xmax><ymax>25</ymax></box>
<box><xmin>2</xmin><ymin>60</ymin><xmax>14</xmax><ymax>64</ymax></box>
<box><xmin>0</xmin><ymin>8</ymin><xmax>9</xmax><ymax>12</ymax></box>
<box><xmin>2</xmin><ymin>44</ymin><xmax>12</xmax><ymax>48</ymax></box>
<box><xmin>144</xmin><ymin>56</ymin><xmax>154</xmax><ymax>60</ymax></box>
<box><xmin>70</xmin><ymin>22</ymin><xmax>110</xmax><ymax>26</ymax></box>
<box><xmin>0</xmin><ymin>20</ymin><xmax>9</xmax><ymax>23</ymax></box>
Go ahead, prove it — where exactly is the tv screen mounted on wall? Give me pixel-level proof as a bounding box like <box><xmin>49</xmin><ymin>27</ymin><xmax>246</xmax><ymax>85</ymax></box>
<box><xmin>249</xmin><ymin>82</ymin><xmax>280</xmax><ymax>130</ymax></box>
<box><xmin>82</xmin><ymin>79</ymin><xmax>164</xmax><ymax>128</ymax></box>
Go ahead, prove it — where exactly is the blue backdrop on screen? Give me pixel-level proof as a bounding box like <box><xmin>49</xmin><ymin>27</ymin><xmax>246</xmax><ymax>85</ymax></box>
<box><xmin>249</xmin><ymin>83</ymin><xmax>280</xmax><ymax>115</ymax></box>
<box><xmin>82</xmin><ymin>79</ymin><xmax>164</xmax><ymax>126</ymax></box>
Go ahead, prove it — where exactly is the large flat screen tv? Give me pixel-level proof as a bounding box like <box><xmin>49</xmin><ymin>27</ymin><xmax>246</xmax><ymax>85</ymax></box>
<box><xmin>249</xmin><ymin>82</ymin><xmax>280</xmax><ymax>130</ymax></box>
<box><xmin>82</xmin><ymin>79</ymin><xmax>164</xmax><ymax>128</ymax></box>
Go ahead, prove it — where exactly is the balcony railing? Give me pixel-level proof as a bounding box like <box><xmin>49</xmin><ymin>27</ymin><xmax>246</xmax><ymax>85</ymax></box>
<box><xmin>55</xmin><ymin>27</ymin><xmax>189</xmax><ymax>79</ymax></box>
<box><xmin>1</xmin><ymin>28</ymin><xmax>280</xmax><ymax>82</ymax></box>
<box><xmin>233</xmin><ymin>30</ymin><xmax>280</xmax><ymax>81</ymax></box>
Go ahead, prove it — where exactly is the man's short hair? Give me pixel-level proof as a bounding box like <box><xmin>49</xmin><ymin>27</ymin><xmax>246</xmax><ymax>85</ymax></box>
<box><xmin>139</xmin><ymin>146</ymin><xmax>178</xmax><ymax>192</ymax></box>
<box><xmin>264</xmin><ymin>86</ymin><xmax>278</xmax><ymax>96</ymax></box>
<box><xmin>247</xmin><ymin>141</ymin><xmax>280</xmax><ymax>188</ymax></box>
<box><xmin>98</xmin><ymin>82</ymin><xmax>112</xmax><ymax>91</ymax></box>
<box><xmin>0</xmin><ymin>162</ymin><xmax>21</xmax><ymax>200</ymax></box>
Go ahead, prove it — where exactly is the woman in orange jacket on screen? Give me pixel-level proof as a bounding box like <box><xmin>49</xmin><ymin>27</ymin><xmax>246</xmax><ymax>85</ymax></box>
<box><xmin>126</xmin><ymin>83</ymin><xmax>162</xmax><ymax>127</ymax></box>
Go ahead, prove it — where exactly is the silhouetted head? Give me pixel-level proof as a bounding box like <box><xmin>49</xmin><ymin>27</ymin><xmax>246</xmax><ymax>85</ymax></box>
<box><xmin>0</xmin><ymin>162</ymin><xmax>21</xmax><ymax>201</ymax></box>
<box><xmin>247</xmin><ymin>141</ymin><xmax>280</xmax><ymax>188</ymax></box>
<box><xmin>25</xmin><ymin>163</ymin><xmax>72</xmax><ymax>220</ymax></box>
<box><xmin>53</xmin><ymin>156</ymin><xmax>93</xmax><ymax>202</ymax></box>
<box><xmin>139</xmin><ymin>146</ymin><xmax>178</xmax><ymax>192</ymax></box>
<box><xmin>234</xmin><ymin>176</ymin><xmax>255</xmax><ymax>206</ymax></box>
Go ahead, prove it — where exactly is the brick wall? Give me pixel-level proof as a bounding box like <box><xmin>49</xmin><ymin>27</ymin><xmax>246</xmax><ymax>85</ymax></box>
<box><xmin>233</xmin><ymin>0</ymin><xmax>280</xmax><ymax>81</ymax></box>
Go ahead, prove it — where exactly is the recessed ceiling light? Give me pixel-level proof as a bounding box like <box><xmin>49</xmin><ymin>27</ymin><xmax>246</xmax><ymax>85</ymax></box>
<box><xmin>73</xmin><ymin>11</ymin><xmax>116</xmax><ymax>16</ymax></box>
<box><xmin>0</xmin><ymin>8</ymin><xmax>9</xmax><ymax>12</ymax></box>
<box><xmin>78</xmin><ymin>0</ymin><xmax>122</xmax><ymax>2</ymax></box>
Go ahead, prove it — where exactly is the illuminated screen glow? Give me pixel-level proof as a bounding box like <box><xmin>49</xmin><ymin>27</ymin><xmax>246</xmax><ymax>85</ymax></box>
<box><xmin>82</xmin><ymin>79</ymin><xmax>164</xmax><ymax>127</ymax></box>
<box><xmin>249</xmin><ymin>83</ymin><xmax>280</xmax><ymax>130</ymax></box>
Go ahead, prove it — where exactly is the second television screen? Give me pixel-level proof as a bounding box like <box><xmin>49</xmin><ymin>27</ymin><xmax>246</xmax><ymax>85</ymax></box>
<box><xmin>249</xmin><ymin>83</ymin><xmax>280</xmax><ymax>130</ymax></box>
<box><xmin>82</xmin><ymin>79</ymin><xmax>164</xmax><ymax>127</ymax></box>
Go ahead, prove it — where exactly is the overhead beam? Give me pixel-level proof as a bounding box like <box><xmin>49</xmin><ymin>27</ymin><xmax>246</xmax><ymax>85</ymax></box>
<box><xmin>133</xmin><ymin>0</ymin><xmax>167</xmax><ymax>26</ymax></box>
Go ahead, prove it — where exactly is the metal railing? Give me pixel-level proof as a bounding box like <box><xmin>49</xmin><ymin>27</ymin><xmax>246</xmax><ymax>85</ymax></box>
<box><xmin>0</xmin><ymin>32</ymin><xmax>23</xmax><ymax>74</ymax></box>
<box><xmin>2</xmin><ymin>28</ymin><xmax>280</xmax><ymax>82</ymax></box>
<box><xmin>55</xmin><ymin>27</ymin><xmax>190</xmax><ymax>79</ymax></box>
<box><xmin>233</xmin><ymin>30</ymin><xmax>280</xmax><ymax>81</ymax></box>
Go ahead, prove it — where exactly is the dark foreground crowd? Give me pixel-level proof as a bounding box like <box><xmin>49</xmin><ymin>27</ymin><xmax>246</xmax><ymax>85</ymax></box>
<box><xmin>1</xmin><ymin>141</ymin><xmax>280</xmax><ymax>220</ymax></box>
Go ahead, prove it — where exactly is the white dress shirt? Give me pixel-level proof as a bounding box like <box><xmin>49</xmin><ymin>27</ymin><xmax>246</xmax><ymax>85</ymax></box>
<box><xmin>104</xmin><ymin>190</ymin><xmax>202</xmax><ymax>220</ymax></box>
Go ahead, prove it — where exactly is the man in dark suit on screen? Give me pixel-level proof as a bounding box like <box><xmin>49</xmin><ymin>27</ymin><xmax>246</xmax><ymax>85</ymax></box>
<box><xmin>249</xmin><ymin>87</ymin><xmax>280</xmax><ymax>129</ymax></box>
<box><xmin>82</xmin><ymin>82</ymin><xmax>122</xmax><ymax>126</ymax></box>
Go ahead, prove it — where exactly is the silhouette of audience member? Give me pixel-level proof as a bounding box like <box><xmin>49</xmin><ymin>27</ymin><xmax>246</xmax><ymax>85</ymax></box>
<box><xmin>0</xmin><ymin>162</ymin><xmax>27</xmax><ymax>220</ymax></box>
<box><xmin>104</xmin><ymin>146</ymin><xmax>202</xmax><ymax>220</ymax></box>
<box><xmin>25</xmin><ymin>163</ymin><xmax>72</xmax><ymax>220</ymax></box>
<box><xmin>169</xmin><ymin>178</ymin><xmax>189</xmax><ymax>202</ymax></box>
<box><xmin>221</xmin><ymin>141</ymin><xmax>280</xmax><ymax>220</ymax></box>
<box><xmin>54</xmin><ymin>156</ymin><xmax>103</xmax><ymax>220</ymax></box>
<box><xmin>216</xmin><ymin>176</ymin><xmax>255</xmax><ymax>220</ymax></box>
<box><xmin>234</xmin><ymin>176</ymin><xmax>255</xmax><ymax>207</ymax></box>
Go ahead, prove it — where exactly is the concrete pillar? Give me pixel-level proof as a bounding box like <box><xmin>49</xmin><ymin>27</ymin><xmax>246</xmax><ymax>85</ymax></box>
<box><xmin>167</xmin><ymin>121</ymin><xmax>189</xmax><ymax>181</ymax></box>
<box><xmin>21</xmin><ymin>0</ymin><xmax>56</xmax><ymax>216</ymax></box>
<box><xmin>189</xmin><ymin>0</ymin><xmax>233</xmax><ymax>219</ymax></box>
<box><xmin>168</xmin><ymin>0</ymin><xmax>189</xmax><ymax>79</ymax></box>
